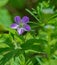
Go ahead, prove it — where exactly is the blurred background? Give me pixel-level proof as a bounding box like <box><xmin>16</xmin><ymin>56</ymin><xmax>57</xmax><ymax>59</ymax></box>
<box><xmin>0</xmin><ymin>0</ymin><xmax>57</xmax><ymax>29</ymax></box>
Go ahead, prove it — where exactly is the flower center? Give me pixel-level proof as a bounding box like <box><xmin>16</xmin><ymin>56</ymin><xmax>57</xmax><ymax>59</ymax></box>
<box><xmin>19</xmin><ymin>22</ymin><xmax>24</xmax><ymax>28</ymax></box>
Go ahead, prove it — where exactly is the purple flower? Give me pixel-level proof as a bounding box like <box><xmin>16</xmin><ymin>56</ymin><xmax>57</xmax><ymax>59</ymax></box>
<box><xmin>11</xmin><ymin>16</ymin><xmax>31</xmax><ymax>35</ymax></box>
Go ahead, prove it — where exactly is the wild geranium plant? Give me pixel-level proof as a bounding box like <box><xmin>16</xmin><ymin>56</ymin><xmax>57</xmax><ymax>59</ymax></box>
<box><xmin>0</xmin><ymin>1</ymin><xmax>57</xmax><ymax>65</ymax></box>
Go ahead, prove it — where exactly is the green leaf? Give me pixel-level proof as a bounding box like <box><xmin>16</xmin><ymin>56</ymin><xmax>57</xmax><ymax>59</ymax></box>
<box><xmin>0</xmin><ymin>49</ymin><xmax>20</xmax><ymax>65</ymax></box>
<box><xmin>27</xmin><ymin>61</ymin><xmax>33</xmax><ymax>65</ymax></box>
<box><xmin>0</xmin><ymin>50</ymin><xmax>15</xmax><ymax>65</ymax></box>
<box><xmin>18</xmin><ymin>54</ymin><xmax>26</xmax><ymax>65</ymax></box>
<box><xmin>35</xmin><ymin>56</ymin><xmax>42</xmax><ymax>65</ymax></box>
<box><xmin>0</xmin><ymin>47</ymin><xmax>11</xmax><ymax>54</ymax></box>
<box><xmin>21</xmin><ymin>39</ymin><xmax>45</xmax><ymax>51</ymax></box>
<box><xmin>0</xmin><ymin>0</ymin><xmax>8</xmax><ymax>7</ymax></box>
<box><xmin>0</xmin><ymin>8</ymin><xmax>12</xmax><ymax>28</ymax></box>
<box><xmin>42</xmin><ymin>59</ymin><xmax>57</xmax><ymax>65</ymax></box>
<box><xmin>4</xmin><ymin>37</ymin><xmax>14</xmax><ymax>48</ymax></box>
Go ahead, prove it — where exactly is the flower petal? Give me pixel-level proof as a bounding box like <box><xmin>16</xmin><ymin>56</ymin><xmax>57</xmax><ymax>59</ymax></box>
<box><xmin>22</xmin><ymin>16</ymin><xmax>29</xmax><ymax>23</ymax></box>
<box><xmin>14</xmin><ymin>16</ymin><xmax>21</xmax><ymax>24</ymax></box>
<box><xmin>17</xmin><ymin>28</ymin><xmax>25</xmax><ymax>35</ymax></box>
<box><xmin>24</xmin><ymin>24</ymin><xmax>31</xmax><ymax>31</ymax></box>
<box><xmin>11</xmin><ymin>23</ymin><xmax>18</xmax><ymax>29</ymax></box>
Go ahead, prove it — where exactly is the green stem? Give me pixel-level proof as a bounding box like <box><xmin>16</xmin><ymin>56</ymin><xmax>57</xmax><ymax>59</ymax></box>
<box><xmin>47</xmin><ymin>31</ymin><xmax>51</xmax><ymax>65</ymax></box>
<box><xmin>47</xmin><ymin>32</ymin><xmax>51</xmax><ymax>57</ymax></box>
<box><xmin>26</xmin><ymin>9</ymin><xmax>40</xmax><ymax>22</ymax></box>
